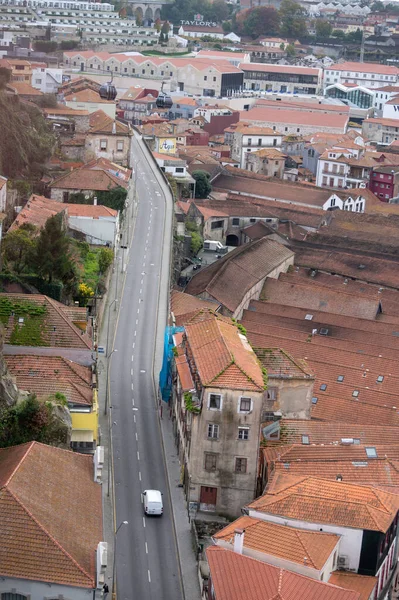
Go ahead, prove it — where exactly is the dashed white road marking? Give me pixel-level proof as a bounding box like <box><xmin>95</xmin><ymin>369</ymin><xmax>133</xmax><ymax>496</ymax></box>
<box><xmin>145</xmin><ymin>542</ymin><xmax>148</xmax><ymax>554</ymax></box>
<box><xmin>143</xmin><ymin>517</ymin><xmax>146</xmax><ymax>528</ymax></box>
<box><xmin>137</xmin><ymin>451</ymin><xmax>140</xmax><ymax>460</ymax></box>
<box><xmin>137</xmin><ymin>308</ymin><xmax>140</xmax><ymax>314</ymax></box>
<box><xmin>139</xmin><ymin>471</ymin><xmax>141</xmax><ymax>481</ymax></box>
<box><xmin>135</xmin><ymin>432</ymin><xmax>138</xmax><ymax>441</ymax></box>
<box><xmin>133</xmin><ymin>414</ymin><xmax>136</xmax><ymax>423</ymax></box>
<box><xmin>133</xmin><ymin>342</ymin><xmax>135</xmax><ymax>349</ymax></box>
<box><xmin>131</xmin><ymin>355</ymin><xmax>134</xmax><ymax>362</ymax></box>
<box><xmin>134</xmin><ymin>330</ymin><xmax>137</xmax><ymax>337</ymax></box>
<box><xmin>131</xmin><ymin>368</ymin><xmax>133</xmax><ymax>376</ymax></box>
<box><xmin>132</xmin><ymin>398</ymin><xmax>135</xmax><ymax>406</ymax></box>
<box><xmin>148</xmin><ymin>570</ymin><xmax>151</xmax><ymax>583</ymax></box>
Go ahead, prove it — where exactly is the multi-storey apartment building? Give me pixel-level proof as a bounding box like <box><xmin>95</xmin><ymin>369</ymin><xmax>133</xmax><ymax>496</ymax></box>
<box><xmin>241</xmin><ymin>63</ymin><xmax>322</xmax><ymax>95</ymax></box>
<box><xmin>324</xmin><ymin>61</ymin><xmax>399</xmax><ymax>90</ymax></box>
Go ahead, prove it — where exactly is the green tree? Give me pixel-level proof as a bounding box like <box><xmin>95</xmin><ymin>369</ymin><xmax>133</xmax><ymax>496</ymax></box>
<box><xmin>286</xmin><ymin>43</ymin><xmax>296</xmax><ymax>57</ymax></box>
<box><xmin>96</xmin><ymin>186</ymin><xmax>127</xmax><ymax>212</ymax></box>
<box><xmin>34</xmin><ymin>213</ymin><xmax>77</xmax><ymax>285</ymax></box>
<box><xmin>190</xmin><ymin>231</ymin><xmax>203</xmax><ymax>255</ymax></box>
<box><xmin>279</xmin><ymin>0</ymin><xmax>307</xmax><ymax>38</ymax></box>
<box><xmin>315</xmin><ymin>19</ymin><xmax>332</xmax><ymax>38</ymax></box>
<box><xmin>33</xmin><ymin>40</ymin><xmax>57</xmax><ymax>52</ymax></box>
<box><xmin>33</xmin><ymin>93</ymin><xmax>58</xmax><ymax>109</ymax></box>
<box><xmin>98</xmin><ymin>247</ymin><xmax>114</xmax><ymax>273</ymax></box>
<box><xmin>332</xmin><ymin>29</ymin><xmax>346</xmax><ymax>39</ymax></box>
<box><xmin>192</xmin><ymin>170</ymin><xmax>211</xmax><ymax>198</ymax></box>
<box><xmin>346</xmin><ymin>28</ymin><xmax>362</xmax><ymax>42</ymax></box>
<box><xmin>240</xmin><ymin>6</ymin><xmax>280</xmax><ymax>37</ymax></box>
<box><xmin>371</xmin><ymin>1</ymin><xmax>385</xmax><ymax>11</ymax></box>
<box><xmin>209</xmin><ymin>0</ymin><xmax>229</xmax><ymax>22</ymax></box>
<box><xmin>2</xmin><ymin>225</ymin><xmax>37</xmax><ymax>273</ymax></box>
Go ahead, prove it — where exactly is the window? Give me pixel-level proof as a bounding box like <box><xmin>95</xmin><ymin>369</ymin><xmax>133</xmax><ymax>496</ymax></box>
<box><xmin>377</xmin><ymin>375</ymin><xmax>384</xmax><ymax>383</ymax></box>
<box><xmin>232</xmin><ymin>217</ymin><xmax>240</xmax><ymax>226</ymax></box>
<box><xmin>235</xmin><ymin>457</ymin><xmax>247</xmax><ymax>473</ymax></box>
<box><xmin>352</xmin><ymin>390</ymin><xmax>359</xmax><ymax>398</ymax></box>
<box><xmin>209</xmin><ymin>394</ymin><xmax>222</xmax><ymax>410</ymax></box>
<box><xmin>312</xmin><ymin>397</ymin><xmax>318</xmax><ymax>404</ymax></box>
<box><xmin>320</xmin><ymin>384</ymin><xmax>327</xmax><ymax>391</ymax></box>
<box><xmin>213</xmin><ymin>76</ymin><xmax>216</xmax><ymax>82</ymax></box>
<box><xmin>1</xmin><ymin>595</ymin><xmax>28</xmax><ymax>600</ymax></box>
<box><xmin>337</xmin><ymin>375</ymin><xmax>344</xmax><ymax>382</ymax></box>
<box><xmin>117</xmin><ymin>140</ymin><xmax>124</xmax><ymax>152</ymax></box>
<box><xmin>208</xmin><ymin>423</ymin><xmax>219</xmax><ymax>439</ymax></box>
<box><xmin>238</xmin><ymin>427</ymin><xmax>249</xmax><ymax>440</ymax></box>
<box><xmin>204</xmin><ymin>452</ymin><xmax>217</xmax><ymax>471</ymax></box>
<box><xmin>302</xmin><ymin>434</ymin><xmax>310</xmax><ymax>445</ymax></box>
<box><xmin>239</xmin><ymin>397</ymin><xmax>251</xmax><ymax>412</ymax></box>
<box><xmin>204</xmin><ymin>75</ymin><xmax>207</xmax><ymax>81</ymax></box>
<box><xmin>258</xmin><ymin>138</ymin><xmax>262</xmax><ymax>146</ymax></box>
<box><xmin>247</xmin><ymin>138</ymin><xmax>252</xmax><ymax>146</ymax></box>
<box><xmin>100</xmin><ymin>139</ymin><xmax>107</xmax><ymax>150</ymax></box>
<box><xmin>211</xmin><ymin>220</ymin><xmax>223</xmax><ymax>230</ymax></box>
<box><xmin>175</xmin><ymin>167</ymin><xmax>184</xmax><ymax>173</ymax></box>
<box><xmin>366</xmin><ymin>447</ymin><xmax>378</xmax><ymax>458</ymax></box>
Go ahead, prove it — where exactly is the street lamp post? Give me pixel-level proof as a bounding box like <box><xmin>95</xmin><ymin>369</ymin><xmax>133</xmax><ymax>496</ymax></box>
<box><xmin>112</xmin><ymin>520</ymin><xmax>128</xmax><ymax>599</ymax></box>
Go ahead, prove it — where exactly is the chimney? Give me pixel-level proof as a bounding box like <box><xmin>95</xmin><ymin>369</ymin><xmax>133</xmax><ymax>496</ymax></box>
<box><xmin>93</xmin><ymin>196</ymin><xmax>98</xmax><ymax>206</ymax></box>
<box><xmin>112</xmin><ymin>121</ymin><xmax>116</xmax><ymax>134</ymax></box>
<box><xmin>233</xmin><ymin>529</ymin><xmax>244</xmax><ymax>554</ymax></box>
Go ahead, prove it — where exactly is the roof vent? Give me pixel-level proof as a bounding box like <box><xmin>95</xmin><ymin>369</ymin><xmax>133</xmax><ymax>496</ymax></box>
<box><xmin>336</xmin><ymin>474</ymin><xmax>343</xmax><ymax>481</ymax></box>
<box><xmin>340</xmin><ymin>438</ymin><xmax>354</xmax><ymax>445</ymax></box>
<box><xmin>319</xmin><ymin>328</ymin><xmax>329</xmax><ymax>336</ymax></box>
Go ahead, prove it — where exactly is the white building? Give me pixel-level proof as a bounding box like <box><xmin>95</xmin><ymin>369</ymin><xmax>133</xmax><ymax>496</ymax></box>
<box><xmin>31</xmin><ymin>66</ymin><xmax>63</xmax><ymax>93</ymax></box>
<box><xmin>324</xmin><ymin>61</ymin><xmax>399</xmax><ymax>90</ymax></box>
<box><xmin>225</xmin><ymin>122</ymin><xmax>283</xmax><ymax>169</ymax></box>
<box><xmin>374</xmin><ymin>86</ymin><xmax>399</xmax><ymax>116</ymax></box>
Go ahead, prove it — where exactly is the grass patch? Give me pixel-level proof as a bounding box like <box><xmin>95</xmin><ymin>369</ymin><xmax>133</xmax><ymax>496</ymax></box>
<box><xmin>0</xmin><ymin>298</ymin><xmax>48</xmax><ymax>346</ymax></box>
<box><xmin>82</xmin><ymin>248</ymin><xmax>101</xmax><ymax>290</ymax></box>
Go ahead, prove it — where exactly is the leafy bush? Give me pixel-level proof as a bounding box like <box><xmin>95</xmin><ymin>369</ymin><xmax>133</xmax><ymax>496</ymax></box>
<box><xmin>98</xmin><ymin>247</ymin><xmax>114</xmax><ymax>273</ymax></box>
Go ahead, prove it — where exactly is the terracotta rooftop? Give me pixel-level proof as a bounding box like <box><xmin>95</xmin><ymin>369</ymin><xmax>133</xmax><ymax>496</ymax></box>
<box><xmin>171</xmin><ymin>291</ymin><xmax>220</xmax><ymax>326</ymax></box>
<box><xmin>247</xmin><ymin>475</ymin><xmax>399</xmax><ymax>532</ymax></box>
<box><xmin>206</xmin><ymin>546</ymin><xmax>360</xmax><ymax>600</ymax></box>
<box><xmin>329</xmin><ymin>61</ymin><xmax>399</xmax><ymax>75</ymax></box>
<box><xmin>0</xmin><ymin>293</ymin><xmax>91</xmax><ymax>349</ymax></box>
<box><xmin>241</xmin><ymin>63</ymin><xmax>320</xmax><ymax>76</ymax></box>
<box><xmin>241</xmin><ymin>220</ymin><xmax>272</xmax><ymax>241</ymax></box>
<box><xmin>0</xmin><ymin>441</ymin><xmax>102</xmax><ymax>587</ymax></box>
<box><xmin>6</xmin><ymin>354</ymin><xmax>93</xmax><ymax>406</ymax></box>
<box><xmin>185</xmin><ymin>238</ymin><xmax>294</xmax><ymax>313</ymax></box>
<box><xmin>213</xmin><ymin>516</ymin><xmax>339</xmax><ymax>570</ymax></box>
<box><xmin>328</xmin><ymin>572</ymin><xmax>377</xmax><ymax>600</ymax></box>
<box><xmin>240</xmin><ymin>108</ymin><xmax>348</xmax><ymax>131</ymax></box>
<box><xmin>184</xmin><ymin>314</ymin><xmax>264</xmax><ymax>392</ymax></box>
<box><xmin>364</xmin><ymin>117</ymin><xmax>399</xmax><ymax>129</ymax></box>
<box><xmin>65</xmin><ymin>88</ymin><xmax>114</xmax><ymax>104</ymax></box>
<box><xmin>50</xmin><ymin>167</ymin><xmax>128</xmax><ymax>192</ymax></box>
<box><xmin>9</xmin><ymin>82</ymin><xmax>43</xmax><ymax>96</ymax></box>
<box><xmin>253</xmin><ymin>348</ymin><xmax>313</xmax><ymax>379</ymax></box>
<box><xmin>88</xmin><ymin>109</ymin><xmax>130</xmax><ymax>135</ymax></box>
<box><xmin>44</xmin><ymin>106</ymin><xmax>90</xmax><ymax>117</ymax></box>
<box><xmin>263</xmin><ymin>419</ymin><xmax>399</xmax><ymax>447</ymax></box>
<box><xmin>10</xmin><ymin>194</ymin><xmax>118</xmax><ymax>232</ymax></box>
<box><xmin>255</xmin><ymin>98</ymin><xmax>349</xmax><ymax>114</ymax></box>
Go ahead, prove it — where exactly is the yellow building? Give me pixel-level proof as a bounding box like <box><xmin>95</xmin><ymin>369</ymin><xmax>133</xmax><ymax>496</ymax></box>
<box><xmin>5</xmin><ymin>354</ymin><xmax>98</xmax><ymax>453</ymax></box>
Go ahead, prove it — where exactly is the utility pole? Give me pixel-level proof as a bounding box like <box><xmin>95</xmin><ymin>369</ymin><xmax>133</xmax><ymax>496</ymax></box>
<box><xmin>360</xmin><ymin>27</ymin><xmax>365</xmax><ymax>63</ymax></box>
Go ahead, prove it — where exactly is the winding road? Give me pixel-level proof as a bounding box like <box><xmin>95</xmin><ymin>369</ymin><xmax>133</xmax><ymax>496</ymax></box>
<box><xmin>109</xmin><ymin>134</ymin><xmax>182</xmax><ymax>600</ymax></box>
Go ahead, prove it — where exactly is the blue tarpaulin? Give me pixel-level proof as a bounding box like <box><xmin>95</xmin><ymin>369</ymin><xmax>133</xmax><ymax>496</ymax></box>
<box><xmin>159</xmin><ymin>326</ymin><xmax>184</xmax><ymax>402</ymax></box>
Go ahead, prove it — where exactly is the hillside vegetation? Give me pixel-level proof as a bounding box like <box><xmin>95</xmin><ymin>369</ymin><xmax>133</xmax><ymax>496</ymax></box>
<box><xmin>0</xmin><ymin>92</ymin><xmax>55</xmax><ymax>179</ymax></box>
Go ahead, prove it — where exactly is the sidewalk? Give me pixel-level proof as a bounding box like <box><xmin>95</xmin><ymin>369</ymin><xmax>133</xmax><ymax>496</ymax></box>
<box><xmin>96</xmin><ymin>174</ymin><xmax>136</xmax><ymax>591</ymax></box>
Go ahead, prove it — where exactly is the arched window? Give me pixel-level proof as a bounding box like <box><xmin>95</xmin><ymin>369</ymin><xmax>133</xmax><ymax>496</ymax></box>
<box><xmin>1</xmin><ymin>594</ymin><xmax>28</xmax><ymax>600</ymax></box>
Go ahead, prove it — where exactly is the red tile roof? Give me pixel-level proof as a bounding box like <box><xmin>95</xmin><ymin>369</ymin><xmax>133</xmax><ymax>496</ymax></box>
<box><xmin>10</xmin><ymin>194</ymin><xmax>117</xmax><ymax>232</ymax></box>
<box><xmin>185</xmin><ymin>238</ymin><xmax>294</xmax><ymax>313</ymax></box>
<box><xmin>184</xmin><ymin>314</ymin><xmax>264</xmax><ymax>391</ymax></box>
<box><xmin>329</xmin><ymin>61</ymin><xmax>399</xmax><ymax>75</ymax></box>
<box><xmin>328</xmin><ymin>572</ymin><xmax>377</xmax><ymax>600</ymax></box>
<box><xmin>171</xmin><ymin>291</ymin><xmax>220</xmax><ymax>326</ymax></box>
<box><xmin>240</xmin><ymin>108</ymin><xmax>348</xmax><ymax>131</ymax></box>
<box><xmin>6</xmin><ymin>355</ymin><xmax>93</xmax><ymax>406</ymax></box>
<box><xmin>214</xmin><ymin>516</ymin><xmax>340</xmax><ymax>570</ymax></box>
<box><xmin>248</xmin><ymin>476</ymin><xmax>399</xmax><ymax>532</ymax></box>
<box><xmin>88</xmin><ymin>109</ymin><xmax>130</xmax><ymax>135</ymax></box>
<box><xmin>242</xmin><ymin>63</ymin><xmax>320</xmax><ymax>76</ymax></box>
<box><xmin>0</xmin><ymin>441</ymin><xmax>102</xmax><ymax>587</ymax></box>
<box><xmin>50</xmin><ymin>168</ymin><xmax>128</xmax><ymax>192</ymax></box>
<box><xmin>65</xmin><ymin>88</ymin><xmax>114</xmax><ymax>104</ymax></box>
<box><xmin>206</xmin><ymin>546</ymin><xmax>360</xmax><ymax>600</ymax></box>
<box><xmin>0</xmin><ymin>293</ymin><xmax>91</xmax><ymax>349</ymax></box>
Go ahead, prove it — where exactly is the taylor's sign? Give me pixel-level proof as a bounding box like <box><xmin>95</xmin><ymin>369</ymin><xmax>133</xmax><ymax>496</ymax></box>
<box><xmin>180</xmin><ymin>18</ymin><xmax>218</xmax><ymax>27</ymax></box>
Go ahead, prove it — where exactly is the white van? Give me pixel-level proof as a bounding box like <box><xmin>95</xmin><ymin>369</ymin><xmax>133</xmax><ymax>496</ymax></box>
<box><xmin>142</xmin><ymin>489</ymin><xmax>163</xmax><ymax>516</ymax></box>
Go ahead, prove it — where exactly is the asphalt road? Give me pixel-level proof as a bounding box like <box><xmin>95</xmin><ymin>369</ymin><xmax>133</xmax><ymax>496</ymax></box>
<box><xmin>109</xmin><ymin>135</ymin><xmax>183</xmax><ymax>600</ymax></box>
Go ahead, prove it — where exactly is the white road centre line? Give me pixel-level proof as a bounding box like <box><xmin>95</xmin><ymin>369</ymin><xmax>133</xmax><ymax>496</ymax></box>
<box><xmin>131</xmin><ymin>368</ymin><xmax>133</xmax><ymax>376</ymax></box>
<box><xmin>137</xmin><ymin>308</ymin><xmax>140</xmax><ymax>314</ymax></box>
<box><xmin>143</xmin><ymin>517</ymin><xmax>146</xmax><ymax>528</ymax></box>
<box><xmin>139</xmin><ymin>289</ymin><xmax>142</xmax><ymax>294</ymax></box>
<box><xmin>131</xmin><ymin>383</ymin><xmax>134</xmax><ymax>390</ymax></box>
<box><xmin>133</xmin><ymin>342</ymin><xmax>135</xmax><ymax>349</ymax></box>
<box><xmin>148</xmin><ymin>570</ymin><xmax>151</xmax><ymax>583</ymax></box>
<box><xmin>145</xmin><ymin>542</ymin><xmax>148</xmax><ymax>554</ymax></box>
<box><xmin>136</xmin><ymin>319</ymin><xmax>139</xmax><ymax>325</ymax></box>
<box><xmin>137</xmin><ymin>451</ymin><xmax>140</xmax><ymax>460</ymax></box>
<box><xmin>135</xmin><ymin>432</ymin><xmax>138</xmax><ymax>441</ymax></box>
<box><xmin>131</xmin><ymin>355</ymin><xmax>134</xmax><ymax>362</ymax></box>
<box><xmin>139</xmin><ymin>471</ymin><xmax>141</xmax><ymax>481</ymax></box>
<box><xmin>134</xmin><ymin>330</ymin><xmax>137</xmax><ymax>337</ymax></box>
